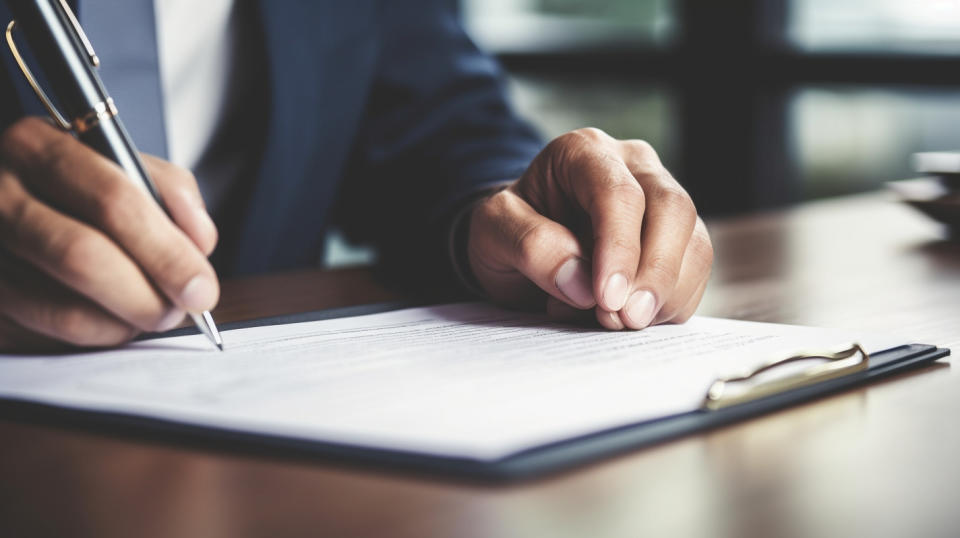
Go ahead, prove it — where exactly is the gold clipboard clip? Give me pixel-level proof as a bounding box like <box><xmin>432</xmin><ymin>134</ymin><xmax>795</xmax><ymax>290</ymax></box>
<box><xmin>5</xmin><ymin>0</ymin><xmax>114</xmax><ymax>134</ymax></box>
<box><xmin>703</xmin><ymin>343</ymin><xmax>869</xmax><ymax>410</ymax></box>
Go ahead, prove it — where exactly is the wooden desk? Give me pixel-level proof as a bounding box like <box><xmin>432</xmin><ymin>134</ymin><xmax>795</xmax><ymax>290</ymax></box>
<box><xmin>2</xmin><ymin>193</ymin><xmax>958</xmax><ymax>538</ymax></box>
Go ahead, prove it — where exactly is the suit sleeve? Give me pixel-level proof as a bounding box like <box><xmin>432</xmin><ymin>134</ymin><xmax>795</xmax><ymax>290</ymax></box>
<box><xmin>333</xmin><ymin>0</ymin><xmax>543</xmax><ymax>292</ymax></box>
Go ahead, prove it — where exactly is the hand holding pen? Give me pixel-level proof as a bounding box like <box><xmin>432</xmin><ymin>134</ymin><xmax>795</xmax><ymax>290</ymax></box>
<box><xmin>0</xmin><ymin>0</ymin><xmax>223</xmax><ymax>351</ymax></box>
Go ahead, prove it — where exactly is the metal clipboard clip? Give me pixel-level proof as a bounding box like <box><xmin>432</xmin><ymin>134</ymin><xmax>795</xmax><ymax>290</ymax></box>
<box><xmin>5</xmin><ymin>0</ymin><xmax>114</xmax><ymax>133</ymax></box>
<box><xmin>703</xmin><ymin>343</ymin><xmax>870</xmax><ymax>410</ymax></box>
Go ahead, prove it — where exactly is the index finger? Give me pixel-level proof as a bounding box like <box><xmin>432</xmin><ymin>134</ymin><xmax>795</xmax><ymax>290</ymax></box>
<box><xmin>619</xmin><ymin>177</ymin><xmax>697</xmax><ymax>330</ymax></box>
<box><xmin>550</xmin><ymin>129</ymin><xmax>646</xmax><ymax>314</ymax></box>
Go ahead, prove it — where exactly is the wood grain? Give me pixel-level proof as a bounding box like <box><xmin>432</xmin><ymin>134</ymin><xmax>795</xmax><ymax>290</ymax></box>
<box><xmin>1</xmin><ymin>193</ymin><xmax>958</xmax><ymax>538</ymax></box>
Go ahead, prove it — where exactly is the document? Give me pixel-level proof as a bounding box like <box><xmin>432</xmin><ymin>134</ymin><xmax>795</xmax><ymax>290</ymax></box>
<box><xmin>0</xmin><ymin>303</ymin><xmax>897</xmax><ymax>460</ymax></box>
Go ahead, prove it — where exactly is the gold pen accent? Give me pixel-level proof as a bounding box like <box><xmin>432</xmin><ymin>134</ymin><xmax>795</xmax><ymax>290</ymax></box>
<box><xmin>5</xmin><ymin>20</ymin><xmax>70</xmax><ymax>129</ymax></box>
<box><xmin>703</xmin><ymin>343</ymin><xmax>869</xmax><ymax>410</ymax></box>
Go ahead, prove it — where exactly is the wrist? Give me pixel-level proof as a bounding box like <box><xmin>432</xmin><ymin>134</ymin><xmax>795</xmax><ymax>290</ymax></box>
<box><xmin>447</xmin><ymin>182</ymin><xmax>512</xmax><ymax>297</ymax></box>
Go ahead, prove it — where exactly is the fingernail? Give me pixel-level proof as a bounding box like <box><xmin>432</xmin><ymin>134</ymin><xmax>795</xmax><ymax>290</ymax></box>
<box><xmin>555</xmin><ymin>258</ymin><xmax>595</xmax><ymax>309</ymax></box>
<box><xmin>180</xmin><ymin>275</ymin><xmax>218</xmax><ymax>312</ymax></box>
<box><xmin>602</xmin><ymin>272</ymin><xmax>630</xmax><ymax>311</ymax></box>
<box><xmin>624</xmin><ymin>290</ymin><xmax>657</xmax><ymax>329</ymax></box>
<box><xmin>157</xmin><ymin>308</ymin><xmax>185</xmax><ymax>332</ymax></box>
<box><xmin>606</xmin><ymin>310</ymin><xmax>624</xmax><ymax>330</ymax></box>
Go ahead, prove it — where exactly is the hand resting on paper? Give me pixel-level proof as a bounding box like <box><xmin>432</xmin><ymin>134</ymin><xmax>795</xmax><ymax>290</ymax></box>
<box><xmin>467</xmin><ymin>128</ymin><xmax>714</xmax><ymax>330</ymax></box>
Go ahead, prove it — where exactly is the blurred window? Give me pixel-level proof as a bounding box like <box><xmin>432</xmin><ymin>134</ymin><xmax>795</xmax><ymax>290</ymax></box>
<box><xmin>506</xmin><ymin>74</ymin><xmax>676</xmax><ymax>165</ymax></box>
<box><xmin>461</xmin><ymin>0</ymin><xmax>960</xmax><ymax>213</ymax></box>
<box><xmin>789</xmin><ymin>0</ymin><xmax>960</xmax><ymax>54</ymax></box>
<box><xmin>462</xmin><ymin>0</ymin><xmax>676</xmax><ymax>52</ymax></box>
<box><xmin>791</xmin><ymin>87</ymin><xmax>960</xmax><ymax>198</ymax></box>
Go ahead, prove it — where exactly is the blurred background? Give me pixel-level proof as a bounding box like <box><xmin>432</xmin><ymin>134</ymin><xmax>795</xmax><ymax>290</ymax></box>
<box><xmin>328</xmin><ymin>0</ymin><xmax>960</xmax><ymax>265</ymax></box>
<box><xmin>461</xmin><ymin>0</ymin><xmax>960</xmax><ymax>215</ymax></box>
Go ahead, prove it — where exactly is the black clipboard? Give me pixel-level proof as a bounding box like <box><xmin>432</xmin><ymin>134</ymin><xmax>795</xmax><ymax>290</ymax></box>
<box><xmin>0</xmin><ymin>302</ymin><xmax>951</xmax><ymax>482</ymax></box>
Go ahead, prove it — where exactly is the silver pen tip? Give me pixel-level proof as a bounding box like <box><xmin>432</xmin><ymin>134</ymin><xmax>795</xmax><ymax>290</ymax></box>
<box><xmin>190</xmin><ymin>311</ymin><xmax>225</xmax><ymax>352</ymax></box>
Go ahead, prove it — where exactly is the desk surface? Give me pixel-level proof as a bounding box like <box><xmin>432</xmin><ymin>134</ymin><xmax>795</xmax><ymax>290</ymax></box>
<box><xmin>2</xmin><ymin>193</ymin><xmax>958</xmax><ymax>538</ymax></box>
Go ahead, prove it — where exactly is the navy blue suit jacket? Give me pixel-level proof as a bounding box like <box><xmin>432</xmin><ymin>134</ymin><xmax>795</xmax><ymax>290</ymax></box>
<box><xmin>0</xmin><ymin>1</ymin><xmax>542</xmax><ymax>280</ymax></box>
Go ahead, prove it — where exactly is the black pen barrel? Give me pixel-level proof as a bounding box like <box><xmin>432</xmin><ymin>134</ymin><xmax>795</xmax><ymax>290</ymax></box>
<box><xmin>81</xmin><ymin>117</ymin><xmax>162</xmax><ymax>203</ymax></box>
<box><xmin>6</xmin><ymin>0</ymin><xmax>163</xmax><ymax>204</ymax></box>
<box><xmin>7</xmin><ymin>0</ymin><xmax>106</xmax><ymax>123</ymax></box>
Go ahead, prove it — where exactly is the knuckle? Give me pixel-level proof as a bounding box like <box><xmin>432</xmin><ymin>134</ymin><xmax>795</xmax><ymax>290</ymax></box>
<box><xmin>603</xmin><ymin>236</ymin><xmax>641</xmax><ymax>259</ymax></box>
<box><xmin>545</xmin><ymin>133</ymin><xmax>580</xmax><ymax>165</ymax></box>
<box><xmin>588</xmin><ymin>180</ymin><xmax>645</xmax><ymax>216</ymax></box>
<box><xmin>643</xmin><ymin>254</ymin><xmax>680</xmax><ymax>286</ymax></box>
<box><xmin>474</xmin><ymin>189</ymin><xmax>525</xmax><ymax>235</ymax></box>
<box><xmin>0</xmin><ymin>117</ymin><xmax>46</xmax><ymax>158</ymax></box>
<box><xmin>572</xmin><ymin>127</ymin><xmax>610</xmax><ymax>143</ymax></box>
<box><xmin>624</xmin><ymin>150</ymin><xmax>668</xmax><ymax>180</ymax></box>
<box><xmin>552</xmin><ymin>128</ymin><xmax>609</xmax><ymax>153</ymax></box>
<box><xmin>514</xmin><ymin>223</ymin><xmax>553</xmax><ymax>269</ymax></box>
<box><xmin>478</xmin><ymin>189</ymin><xmax>512</xmax><ymax>221</ymax></box>
<box><xmin>33</xmin><ymin>136</ymin><xmax>76</xmax><ymax>187</ymax></box>
<box><xmin>94</xmin><ymin>180</ymin><xmax>141</xmax><ymax>229</ymax></box>
<box><xmin>56</xmin><ymin>231</ymin><xmax>104</xmax><ymax>282</ymax></box>
<box><xmin>548</xmin><ymin>131</ymin><xmax>576</xmax><ymax>150</ymax></box>
<box><xmin>547</xmin><ymin>130</ymin><xmax>622</xmax><ymax>184</ymax></box>
<box><xmin>653</xmin><ymin>184</ymin><xmax>694</xmax><ymax>212</ymax></box>
<box><xmin>0</xmin><ymin>183</ymin><xmax>30</xmax><ymax>243</ymax></box>
<box><xmin>625</xmin><ymin>138</ymin><xmax>655</xmax><ymax>156</ymax></box>
<box><xmin>605</xmin><ymin>179</ymin><xmax>645</xmax><ymax>199</ymax></box>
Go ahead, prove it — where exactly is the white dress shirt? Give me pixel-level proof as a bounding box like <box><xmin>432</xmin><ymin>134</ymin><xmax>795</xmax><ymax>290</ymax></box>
<box><xmin>154</xmin><ymin>0</ymin><xmax>240</xmax><ymax>214</ymax></box>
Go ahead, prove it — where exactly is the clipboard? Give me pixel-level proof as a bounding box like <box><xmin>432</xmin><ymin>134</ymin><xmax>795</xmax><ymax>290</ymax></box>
<box><xmin>0</xmin><ymin>303</ymin><xmax>951</xmax><ymax>482</ymax></box>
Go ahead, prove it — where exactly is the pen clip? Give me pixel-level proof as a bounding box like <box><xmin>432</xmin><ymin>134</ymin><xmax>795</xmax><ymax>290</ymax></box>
<box><xmin>702</xmin><ymin>343</ymin><xmax>869</xmax><ymax>410</ymax></box>
<box><xmin>56</xmin><ymin>0</ymin><xmax>99</xmax><ymax>67</ymax></box>
<box><xmin>5</xmin><ymin>12</ymin><xmax>116</xmax><ymax>135</ymax></box>
<box><xmin>4</xmin><ymin>20</ymin><xmax>71</xmax><ymax>130</ymax></box>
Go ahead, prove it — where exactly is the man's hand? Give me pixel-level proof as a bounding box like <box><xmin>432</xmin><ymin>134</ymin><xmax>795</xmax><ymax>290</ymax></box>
<box><xmin>0</xmin><ymin>117</ymin><xmax>219</xmax><ymax>351</ymax></box>
<box><xmin>468</xmin><ymin>128</ymin><xmax>713</xmax><ymax>330</ymax></box>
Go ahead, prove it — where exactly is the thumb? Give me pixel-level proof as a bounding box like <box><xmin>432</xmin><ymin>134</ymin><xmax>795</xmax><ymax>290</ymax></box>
<box><xmin>468</xmin><ymin>189</ymin><xmax>596</xmax><ymax>310</ymax></box>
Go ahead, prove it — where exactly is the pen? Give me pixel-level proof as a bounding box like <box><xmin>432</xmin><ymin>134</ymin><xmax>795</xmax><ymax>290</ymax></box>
<box><xmin>5</xmin><ymin>0</ymin><xmax>224</xmax><ymax>350</ymax></box>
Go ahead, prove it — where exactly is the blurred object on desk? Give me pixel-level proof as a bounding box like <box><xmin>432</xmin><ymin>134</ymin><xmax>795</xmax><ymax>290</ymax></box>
<box><xmin>913</xmin><ymin>151</ymin><xmax>960</xmax><ymax>189</ymax></box>
<box><xmin>887</xmin><ymin>151</ymin><xmax>960</xmax><ymax>238</ymax></box>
